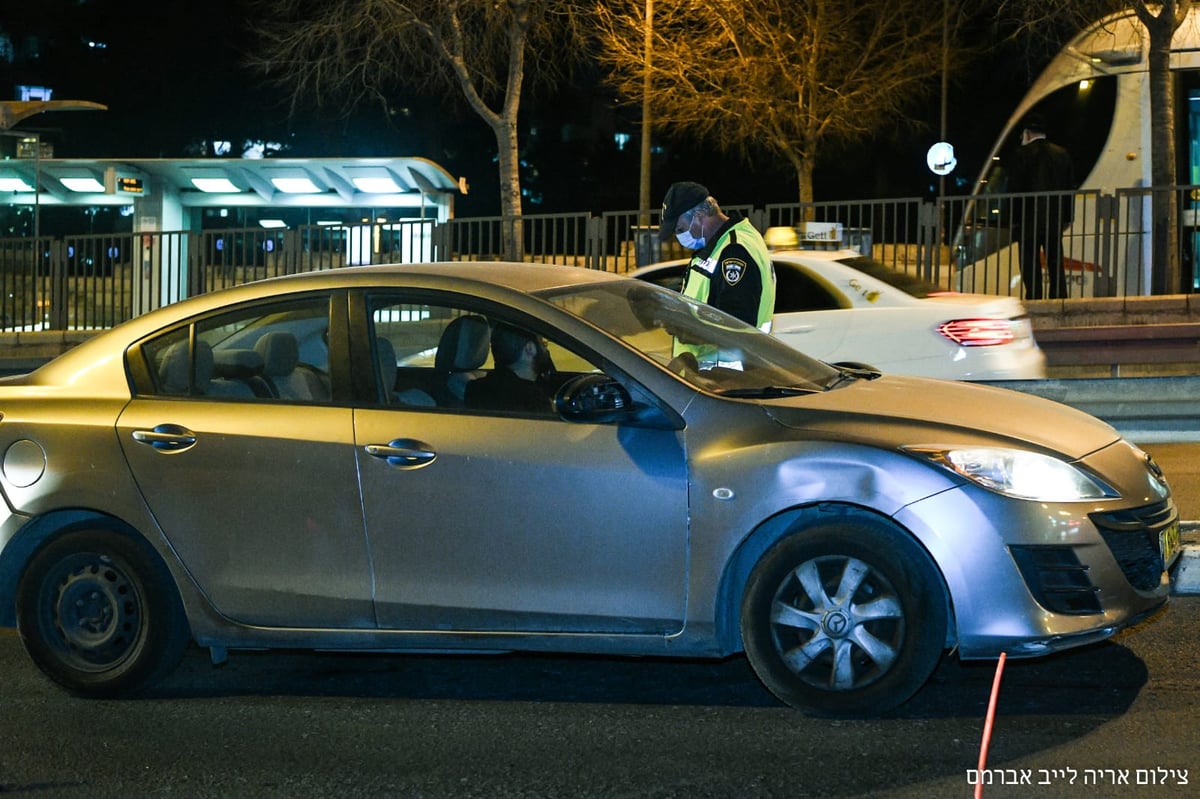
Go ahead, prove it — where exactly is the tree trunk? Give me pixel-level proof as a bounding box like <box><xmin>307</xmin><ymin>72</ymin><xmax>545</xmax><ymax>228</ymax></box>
<box><xmin>788</xmin><ymin>152</ymin><xmax>815</xmax><ymax>220</ymax></box>
<box><xmin>494</xmin><ymin>114</ymin><xmax>525</xmax><ymax>261</ymax></box>
<box><xmin>1139</xmin><ymin>2</ymin><xmax>1185</xmax><ymax>294</ymax></box>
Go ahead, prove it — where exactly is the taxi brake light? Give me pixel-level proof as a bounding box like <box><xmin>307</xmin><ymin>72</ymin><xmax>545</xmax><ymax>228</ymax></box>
<box><xmin>938</xmin><ymin>319</ymin><xmax>1016</xmax><ymax>346</ymax></box>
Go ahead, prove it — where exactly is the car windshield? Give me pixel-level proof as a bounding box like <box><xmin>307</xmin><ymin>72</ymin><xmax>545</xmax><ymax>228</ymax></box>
<box><xmin>541</xmin><ymin>281</ymin><xmax>843</xmax><ymax>395</ymax></box>
<box><xmin>837</xmin><ymin>255</ymin><xmax>944</xmax><ymax>298</ymax></box>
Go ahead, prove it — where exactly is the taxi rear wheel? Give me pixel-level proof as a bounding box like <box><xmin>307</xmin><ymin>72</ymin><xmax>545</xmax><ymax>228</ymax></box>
<box><xmin>15</xmin><ymin>529</ymin><xmax>189</xmax><ymax>697</ymax></box>
<box><xmin>740</xmin><ymin>516</ymin><xmax>947</xmax><ymax>716</ymax></box>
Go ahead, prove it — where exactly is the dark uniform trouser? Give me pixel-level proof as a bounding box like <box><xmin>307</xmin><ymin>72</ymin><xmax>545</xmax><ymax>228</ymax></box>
<box><xmin>1017</xmin><ymin>204</ymin><xmax>1067</xmax><ymax>300</ymax></box>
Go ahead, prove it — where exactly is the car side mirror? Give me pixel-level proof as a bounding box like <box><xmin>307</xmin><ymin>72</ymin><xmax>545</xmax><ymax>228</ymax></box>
<box><xmin>554</xmin><ymin>373</ymin><xmax>635</xmax><ymax>424</ymax></box>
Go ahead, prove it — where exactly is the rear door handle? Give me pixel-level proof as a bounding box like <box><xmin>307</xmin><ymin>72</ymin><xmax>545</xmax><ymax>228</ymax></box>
<box><xmin>365</xmin><ymin>438</ymin><xmax>437</xmax><ymax>469</ymax></box>
<box><xmin>131</xmin><ymin>424</ymin><xmax>197</xmax><ymax>452</ymax></box>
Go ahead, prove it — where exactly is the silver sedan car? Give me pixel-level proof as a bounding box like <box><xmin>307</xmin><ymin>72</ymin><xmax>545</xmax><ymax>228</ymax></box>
<box><xmin>0</xmin><ymin>262</ymin><xmax>1179</xmax><ymax>715</ymax></box>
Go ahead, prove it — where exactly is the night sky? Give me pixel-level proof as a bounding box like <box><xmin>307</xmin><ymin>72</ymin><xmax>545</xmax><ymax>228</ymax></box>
<box><xmin>0</xmin><ymin>1</ymin><xmax>1036</xmax><ymax>217</ymax></box>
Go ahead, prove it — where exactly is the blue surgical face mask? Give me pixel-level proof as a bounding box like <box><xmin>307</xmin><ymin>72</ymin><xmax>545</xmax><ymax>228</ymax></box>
<box><xmin>675</xmin><ymin>212</ymin><xmax>705</xmax><ymax>250</ymax></box>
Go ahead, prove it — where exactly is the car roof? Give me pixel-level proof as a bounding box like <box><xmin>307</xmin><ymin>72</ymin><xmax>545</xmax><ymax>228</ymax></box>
<box><xmin>26</xmin><ymin>262</ymin><xmax>628</xmax><ymax>392</ymax></box>
<box><xmin>632</xmin><ymin>248</ymin><xmax>866</xmax><ymax>274</ymax></box>
<box><xmin>146</xmin><ymin>262</ymin><xmax>626</xmax><ymax>327</ymax></box>
<box><xmin>772</xmin><ymin>248</ymin><xmax>865</xmax><ymax>261</ymax></box>
<box><xmin>282</xmin><ymin>261</ymin><xmax>626</xmax><ymax>294</ymax></box>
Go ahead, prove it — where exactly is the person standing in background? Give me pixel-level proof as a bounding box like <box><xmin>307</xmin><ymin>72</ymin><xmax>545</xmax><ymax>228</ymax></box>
<box><xmin>1006</xmin><ymin>114</ymin><xmax>1076</xmax><ymax>300</ymax></box>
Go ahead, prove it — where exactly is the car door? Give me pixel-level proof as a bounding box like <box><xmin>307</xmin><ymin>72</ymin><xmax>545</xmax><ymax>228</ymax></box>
<box><xmin>356</xmin><ymin>295</ymin><xmax>690</xmax><ymax>635</ymax></box>
<box><xmin>116</xmin><ymin>295</ymin><xmax>374</xmax><ymax>629</ymax></box>
<box><xmin>770</xmin><ymin>261</ymin><xmax>854</xmax><ymax>360</ymax></box>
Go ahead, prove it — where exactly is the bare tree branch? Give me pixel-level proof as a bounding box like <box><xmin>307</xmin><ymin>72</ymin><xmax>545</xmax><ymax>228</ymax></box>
<box><xmin>249</xmin><ymin>0</ymin><xmax>582</xmax><ymax>259</ymax></box>
<box><xmin>589</xmin><ymin>0</ymin><xmax>954</xmax><ymax>204</ymax></box>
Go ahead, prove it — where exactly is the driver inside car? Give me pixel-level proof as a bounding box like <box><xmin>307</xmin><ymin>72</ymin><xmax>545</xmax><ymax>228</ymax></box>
<box><xmin>465</xmin><ymin>321</ymin><xmax>557</xmax><ymax>414</ymax></box>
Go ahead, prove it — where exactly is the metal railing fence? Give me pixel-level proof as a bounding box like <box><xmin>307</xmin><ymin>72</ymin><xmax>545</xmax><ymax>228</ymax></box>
<box><xmin>2</xmin><ymin>187</ymin><xmax>1198</xmax><ymax>331</ymax></box>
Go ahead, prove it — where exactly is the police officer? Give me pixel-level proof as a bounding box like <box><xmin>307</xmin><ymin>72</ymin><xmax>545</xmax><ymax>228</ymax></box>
<box><xmin>657</xmin><ymin>181</ymin><xmax>775</xmax><ymax>331</ymax></box>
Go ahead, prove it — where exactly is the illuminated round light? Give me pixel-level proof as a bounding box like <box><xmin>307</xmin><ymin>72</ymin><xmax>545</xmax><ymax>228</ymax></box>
<box><xmin>926</xmin><ymin>142</ymin><xmax>957</xmax><ymax>176</ymax></box>
<box><xmin>937</xmin><ymin>319</ymin><xmax>1015</xmax><ymax>347</ymax></box>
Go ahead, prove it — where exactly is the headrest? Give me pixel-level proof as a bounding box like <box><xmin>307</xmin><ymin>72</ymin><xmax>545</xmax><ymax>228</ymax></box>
<box><xmin>213</xmin><ymin>348</ymin><xmax>264</xmax><ymax>380</ymax></box>
<box><xmin>158</xmin><ymin>339</ymin><xmax>213</xmax><ymax>395</ymax></box>
<box><xmin>435</xmin><ymin>315</ymin><xmax>490</xmax><ymax>371</ymax></box>
<box><xmin>255</xmin><ymin>331</ymin><xmax>300</xmax><ymax>377</ymax></box>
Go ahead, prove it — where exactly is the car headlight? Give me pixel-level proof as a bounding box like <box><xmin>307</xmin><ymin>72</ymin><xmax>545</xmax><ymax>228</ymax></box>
<box><xmin>905</xmin><ymin>446</ymin><xmax>1115</xmax><ymax>501</ymax></box>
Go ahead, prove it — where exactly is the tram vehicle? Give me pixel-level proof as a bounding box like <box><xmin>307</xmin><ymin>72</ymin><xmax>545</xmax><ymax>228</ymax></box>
<box><xmin>957</xmin><ymin>7</ymin><xmax>1200</xmax><ymax>297</ymax></box>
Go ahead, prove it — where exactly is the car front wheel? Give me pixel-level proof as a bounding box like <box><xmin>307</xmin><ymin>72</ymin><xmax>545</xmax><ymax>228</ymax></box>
<box><xmin>15</xmin><ymin>529</ymin><xmax>189</xmax><ymax>697</ymax></box>
<box><xmin>741</xmin><ymin>516</ymin><xmax>947</xmax><ymax>716</ymax></box>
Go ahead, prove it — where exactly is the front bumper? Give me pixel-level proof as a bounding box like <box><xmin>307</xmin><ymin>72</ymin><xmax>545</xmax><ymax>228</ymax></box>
<box><xmin>895</xmin><ymin>483</ymin><xmax>1175</xmax><ymax>661</ymax></box>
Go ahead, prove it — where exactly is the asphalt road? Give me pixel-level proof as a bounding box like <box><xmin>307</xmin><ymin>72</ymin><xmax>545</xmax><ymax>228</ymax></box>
<box><xmin>0</xmin><ymin>446</ymin><xmax>1195</xmax><ymax>798</ymax></box>
<box><xmin>1</xmin><ymin>597</ymin><xmax>1199</xmax><ymax>799</ymax></box>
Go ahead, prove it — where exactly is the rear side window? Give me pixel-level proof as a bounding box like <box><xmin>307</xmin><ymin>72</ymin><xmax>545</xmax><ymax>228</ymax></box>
<box><xmin>137</xmin><ymin>296</ymin><xmax>332</xmax><ymax>402</ymax></box>
<box><xmin>773</xmin><ymin>263</ymin><xmax>843</xmax><ymax>312</ymax></box>
<box><xmin>837</xmin><ymin>256</ymin><xmax>942</xmax><ymax>299</ymax></box>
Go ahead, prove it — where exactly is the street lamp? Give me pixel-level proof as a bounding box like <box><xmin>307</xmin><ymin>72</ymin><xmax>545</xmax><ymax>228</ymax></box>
<box><xmin>639</xmin><ymin>0</ymin><xmax>653</xmax><ymax>227</ymax></box>
<box><xmin>638</xmin><ymin>2</ymin><xmax>657</xmax><ymax>226</ymax></box>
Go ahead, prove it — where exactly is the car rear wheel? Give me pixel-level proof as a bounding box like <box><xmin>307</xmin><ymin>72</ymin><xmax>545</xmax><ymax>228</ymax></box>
<box><xmin>741</xmin><ymin>516</ymin><xmax>947</xmax><ymax>716</ymax></box>
<box><xmin>15</xmin><ymin>529</ymin><xmax>189</xmax><ymax>697</ymax></box>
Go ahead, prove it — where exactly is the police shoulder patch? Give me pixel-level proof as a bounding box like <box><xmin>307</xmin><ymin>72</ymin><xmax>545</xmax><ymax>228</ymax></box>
<box><xmin>721</xmin><ymin>258</ymin><xmax>747</xmax><ymax>286</ymax></box>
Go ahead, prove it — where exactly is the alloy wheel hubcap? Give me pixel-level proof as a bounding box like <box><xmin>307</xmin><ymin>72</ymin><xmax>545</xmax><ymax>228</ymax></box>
<box><xmin>769</xmin><ymin>555</ymin><xmax>905</xmax><ymax>691</ymax></box>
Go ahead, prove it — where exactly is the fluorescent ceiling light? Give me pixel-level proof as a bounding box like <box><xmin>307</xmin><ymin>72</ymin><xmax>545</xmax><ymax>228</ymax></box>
<box><xmin>259</xmin><ymin>219</ymin><xmax>287</xmax><ymax>229</ymax></box>
<box><xmin>0</xmin><ymin>178</ymin><xmax>35</xmax><ymax>192</ymax></box>
<box><xmin>270</xmin><ymin>177</ymin><xmax>321</xmax><ymax>193</ymax></box>
<box><xmin>352</xmin><ymin>176</ymin><xmax>403</xmax><ymax>193</ymax></box>
<box><xmin>191</xmin><ymin>177</ymin><xmax>240</xmax><ymax>193</ymax></box>
<box><xmin>60</xmin><ymin>177</ymin><xmax>106</xmax><ymax>192</ymax></box>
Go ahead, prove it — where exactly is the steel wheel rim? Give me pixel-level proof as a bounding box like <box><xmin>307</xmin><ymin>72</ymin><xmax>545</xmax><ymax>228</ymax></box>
<box><xmin>768</xmin><ymin>554</ymin><xmax>905</xmax><ymax>692</ymax></box>
<box><xmin>43</xmin><ymin>553</ymin><xmax>143</xmax><ymax>672</ymax></box>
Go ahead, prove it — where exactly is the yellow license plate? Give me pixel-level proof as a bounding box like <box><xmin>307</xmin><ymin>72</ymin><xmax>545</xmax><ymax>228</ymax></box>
<box><xmin>1161</xmin><ymin>521</ymin><xmax>1181</xmax><ymax>567</ymax></box>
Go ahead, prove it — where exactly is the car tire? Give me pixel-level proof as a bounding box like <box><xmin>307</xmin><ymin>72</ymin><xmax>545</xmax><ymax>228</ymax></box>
<box><xmin>740</xmin><ymin>515</ymin><xmax>947</xmax><ymax>716</ymax></box>
<box><xmin>15</xmin><ymin>529</ymin><xmax>190</xmax><ymax>697</ymax></box>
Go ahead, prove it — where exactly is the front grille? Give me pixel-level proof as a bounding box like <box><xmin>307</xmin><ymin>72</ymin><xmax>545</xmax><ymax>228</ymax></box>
<box><xmin>1090</xmin><ymin>501</ymin><xmax>1176</xmax><ymax>592</ymax></box>
<box><xmin>1010</xmin><ymin>545</ymin><xmax>1101</xmax><ymax>615</ymax></box>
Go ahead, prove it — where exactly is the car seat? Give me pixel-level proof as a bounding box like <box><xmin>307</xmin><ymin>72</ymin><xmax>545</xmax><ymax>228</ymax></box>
<box><xmin>376</xmin><ymin>336</ymin><xmax>434</xmax><ymax>407</ymax></box>
<box><xmin>432</xmin><ymin>314</ymin><xmax>490</xmax><ymax>405</ymax></box>
<box><xmin>158</xmin><ymin>339</ymin><xmax>214</xmax><ymax>396</ymax></box>
<box><xmin>255</xmin><ymin>331</ymin><xmax>326</xmax><ymax>401</ymax></box>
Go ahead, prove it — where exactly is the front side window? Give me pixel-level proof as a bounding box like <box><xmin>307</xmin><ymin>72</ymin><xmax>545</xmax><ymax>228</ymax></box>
<box><xmin>543</xmin><ymin>281</ymin><xmax>840</xmax><ymax>396</ymax></box>
<box><xmin>368</xmin><ymin>296</ymin><xmax>602</xmax><ymax>416</ymax></box>
<box><xmin>773</xmin><ymin>263</ymin><xmax>844</xmax><ymax>312</ymax></box>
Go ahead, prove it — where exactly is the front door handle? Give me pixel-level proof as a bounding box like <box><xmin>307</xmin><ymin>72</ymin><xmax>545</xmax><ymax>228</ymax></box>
<box><xmin>364</xmin><ymin>438</ymin><xmax>437</xmax><ymax>469</ymax></box>
<box><xmin>131</xmin><ymin>424</ymin><xmax>197</xmax><ymax>452</ymax></box>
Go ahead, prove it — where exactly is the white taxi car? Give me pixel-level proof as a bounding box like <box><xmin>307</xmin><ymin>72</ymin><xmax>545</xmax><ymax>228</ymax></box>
<box><xmin>633</xmin><ymin>248</ymin><xmax>1046</xmax><ymax>381</ymax></box>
